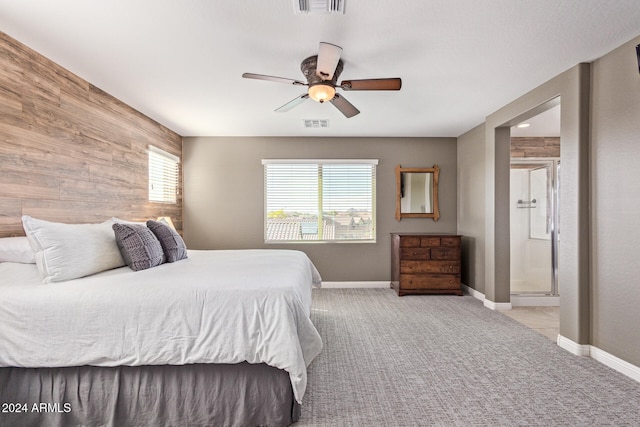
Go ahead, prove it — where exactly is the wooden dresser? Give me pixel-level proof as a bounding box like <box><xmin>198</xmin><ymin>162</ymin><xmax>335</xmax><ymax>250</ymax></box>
<box><xmin>391</xmin><ymin>233</ymin><xmax>463</xmax><ymax>296</ymax></box>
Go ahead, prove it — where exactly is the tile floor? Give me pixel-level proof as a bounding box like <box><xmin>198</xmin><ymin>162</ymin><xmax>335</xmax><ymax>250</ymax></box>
<box><xmin>500</xmin><ymin>306</ymin><xmax>559</xmax><ymax>341</ymax></box>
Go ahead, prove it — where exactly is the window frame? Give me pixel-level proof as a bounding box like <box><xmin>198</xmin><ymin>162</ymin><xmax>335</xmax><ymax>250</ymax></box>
<box><xmin>148</xmin><ymin>145</ymin><xmax>180</xmax><ymax>204</ymax></box>
<box><xmin>262</xmin><ymin>158</ymin><xmax>378</xmax><ymax>244</ymax></box>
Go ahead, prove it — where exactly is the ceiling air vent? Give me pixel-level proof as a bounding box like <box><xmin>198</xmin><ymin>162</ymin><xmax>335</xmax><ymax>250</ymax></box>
<box><xmin>294</xmin><ymin>0</ymin><xmax>345</xmax><ymax>14</ymax></box>
<box><xmin>304</xmin><ymin>119</ymin><xmax>329</xmax><ymax>128</ymax></box>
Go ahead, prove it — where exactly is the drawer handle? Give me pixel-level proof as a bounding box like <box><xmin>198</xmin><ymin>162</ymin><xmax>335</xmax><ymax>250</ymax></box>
<box><xmin>413</xmin><ymin>251</ymin><xmax>418</xmax><ymax>255</ymax></box>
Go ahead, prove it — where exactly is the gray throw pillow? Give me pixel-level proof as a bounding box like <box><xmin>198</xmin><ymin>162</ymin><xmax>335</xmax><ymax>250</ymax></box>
<box><xmin>146</xmin><ymin>220</ymin><xmax>188</xmax><ymax>263</ymax></box>
<box><xmin>112</xmin><ymin>223</ymin><xmax>165</xmax><ymax>271</ymax></box>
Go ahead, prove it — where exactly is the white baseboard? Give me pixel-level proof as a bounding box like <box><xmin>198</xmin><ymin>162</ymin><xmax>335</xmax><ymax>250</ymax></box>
<box><xmin>590</xmin><ymin>346</ymin><xmax>640</xmax><ymax>383</ymax></box>
<box><xmin>557</xmin><ymin>335</ymin><xmax>640</xmax><ymax>383</ymax></box>
<box><xmin>461</xmin><ymin>285</ymin><xmax>512</xmax><ymax>309</ymax></box>
<box><xmin>483</xmin><ymin>299</ymin><xmax>513</xmax><ymax>310</ymax></box>
<box><xmin>511</xmin><ymin>295</ymin><xmax>560</xmax><ymax>306</ymax></box>
<box><xmin>321</xmin><ymin>281</ymin><xmax>390</xmax><ymax>289</ymax></box>
<box><xmin>462</xmin><ymin>285</ymin><xmax>558</xmax><ymax>309</ymax></box>
<box><xmin>462</xmin><ymin>284</ymin><xmax>485</xmax><ymax>301</ymax></box>
<box><xmin>557</xmin><ymin>335</ymin><xmax>591</xmax><ymax>357</ymax></box>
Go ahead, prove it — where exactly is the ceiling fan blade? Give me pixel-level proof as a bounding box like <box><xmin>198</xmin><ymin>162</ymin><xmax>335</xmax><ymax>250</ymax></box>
<box><xmin>316</xmin><ymin>42</ymin><xmax>343</xmax><ymax>81</ymax></box>
<box><xmin>275</xmin><ymin>94</ymin><xmax>310</xmax><ymax>112</ymax></box>
<box><xmin>242</xmin><ymin>73</ymin><xmax>306</xmax><ymax>86</ymax></box>
<box><xmin>330</xmin><ymin>94</ymin><xmax>360</xmax><ymax>118</ymax></box>
<box><xmin>340</xmin><ymin>78</ymin><xmax>402</xmax><ymax>91</ymax></box>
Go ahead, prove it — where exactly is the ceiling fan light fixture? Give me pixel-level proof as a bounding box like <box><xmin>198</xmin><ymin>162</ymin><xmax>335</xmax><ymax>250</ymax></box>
<box><xmin>308</xmin><ymin>83</ymin><xmax>336</xmax><ymax>103</ymax></box>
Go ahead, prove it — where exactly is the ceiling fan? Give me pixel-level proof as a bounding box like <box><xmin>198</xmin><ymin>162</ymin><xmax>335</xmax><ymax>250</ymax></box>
<box><xmin>242</xmin><ymin>42</ymin><xmax>402</xmax><ymax>118</ymax></box>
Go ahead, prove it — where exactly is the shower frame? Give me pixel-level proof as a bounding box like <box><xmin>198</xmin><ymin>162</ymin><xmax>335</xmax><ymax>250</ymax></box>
<box><xmin>510</xmin><ymin>157</ymin><xmax>560</xmax><ymax>296</ymax></box>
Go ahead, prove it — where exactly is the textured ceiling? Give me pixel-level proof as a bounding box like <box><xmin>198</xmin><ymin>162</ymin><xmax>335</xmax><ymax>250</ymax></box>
<box><xmin>0</xmin><ymin>0</ymin><xmax>639</xmax><ymax>137</ymax></box>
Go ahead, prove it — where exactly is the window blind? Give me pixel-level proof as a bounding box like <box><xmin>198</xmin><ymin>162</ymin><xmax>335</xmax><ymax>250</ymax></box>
<box><xmin>262</xmin><ymin>159</ymin><xmax>377</xmax><ymax>243</ymax></box>
<box><xmin>148</xmin><ymin>146</ymin><xmax>179</xmax><ymax>204</ymax></box>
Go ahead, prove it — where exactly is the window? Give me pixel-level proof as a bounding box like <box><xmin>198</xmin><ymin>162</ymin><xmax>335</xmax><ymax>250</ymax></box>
<box><xmin>263</xmin><ymin>159</ymin><xmax>377</xmax><ymax>243</ymax></box>
<box><xmin>148</xmin><ymin>146</ymin><xmax>179</xmax><ymax>203</ymax></box>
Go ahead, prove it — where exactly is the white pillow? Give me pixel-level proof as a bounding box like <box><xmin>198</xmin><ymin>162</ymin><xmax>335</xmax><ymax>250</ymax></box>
<box><xmin>0</xmin><ymin>236</ymin><xmax>36</xmax><ymax>264</ymax></box>
<box><xmin>21</xmin><ymin>216</ymin><xmax>125</xmax><ymax>283</ymax></box>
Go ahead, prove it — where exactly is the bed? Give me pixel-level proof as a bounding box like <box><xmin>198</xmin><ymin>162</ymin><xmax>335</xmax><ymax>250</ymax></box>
<box><xmin>0</xmin><ymin>224</ymin><xmax>323</xmax><ymax>427</ymax></box>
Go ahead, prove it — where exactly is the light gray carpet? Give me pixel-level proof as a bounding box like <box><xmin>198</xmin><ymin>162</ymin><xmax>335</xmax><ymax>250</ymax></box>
<box><xmin>296</xmin><ymin>288</ymin><xmax>640</xmax><ymax>426</ymax></box>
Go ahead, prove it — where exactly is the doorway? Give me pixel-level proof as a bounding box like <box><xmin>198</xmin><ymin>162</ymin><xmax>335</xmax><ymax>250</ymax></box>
<box><xmin>509</xmin><ymin>104</ymin><xmax>560</xmax><ymax>304</ymax></box>
<box><xmin>484</xmin><ymin>64</ymin><xmax>590</xmax><ymax>347</ymax></box>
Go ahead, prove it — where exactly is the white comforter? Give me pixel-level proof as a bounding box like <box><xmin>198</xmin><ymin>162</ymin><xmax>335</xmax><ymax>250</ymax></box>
<box><xmin>0</xmin><ymin>249</ymin><xmax>323</xmax><ymax>403</ymax></box>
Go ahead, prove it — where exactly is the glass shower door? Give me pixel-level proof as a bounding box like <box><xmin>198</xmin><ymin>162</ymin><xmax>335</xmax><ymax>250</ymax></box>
<box><xmin>510</xmin><ymin>160</ymin><xmax>559</xmax><ymax>295</ymax></box>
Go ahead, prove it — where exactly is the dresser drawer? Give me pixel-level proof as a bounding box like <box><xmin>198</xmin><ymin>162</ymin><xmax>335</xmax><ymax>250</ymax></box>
<box><xmin>400</xmin><ymin>248</ymin><xmax>431</xmax><ymax>260</ymax></box>
<box><xmin>400</xmin><ymin>274</ymin><xmax>461</xmax><ymax>290</ymax></box>
<box><xmin>420</xmin><ymin>237</ymin><xmax>441</xmax><ymax>247</ymax></box>
<box><xmin>441</xmin><ymin>237</ymin><xmax>461</xmax><ymax>247</ymax></box>
<box><xmin>400</xmin><ymin>260</ymin><xmax>460</xmax><ymax>274</ymax></box>
<box><xmin>431</xmin><ymin>247</ymin><xmax>460</xmax><ymax>260</ymax></box>
<box><xmin>399</xmin><ymin>236</ymin><xmax>421</xmax><ymax>247</ymax></box>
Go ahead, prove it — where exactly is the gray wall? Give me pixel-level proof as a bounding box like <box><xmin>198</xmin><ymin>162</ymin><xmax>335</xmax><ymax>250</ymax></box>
<box><xmin>457</xmin><ymin>123</ymin><xmax>486</xmax><ymax>294</ymax></box>
<box><xmin>458</xmin><ymin>34</ymin><xmax>640</xmax><ymax>367</ymax></box>
<box><xmin>183</xmin><ymin>137</ymin><xmax>457</xmax><ymax>282</ymax></box>
<box><xmin>590</xmin><ymin>35</ymin><xmax>640</xmax><ymax>364</ymax></box>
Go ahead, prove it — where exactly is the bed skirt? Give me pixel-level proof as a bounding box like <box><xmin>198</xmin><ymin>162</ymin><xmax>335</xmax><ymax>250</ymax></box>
<box><xmin>0</xmin><ymin>362</ymin><xmax>300</xmax><ymax>427</ymax></box>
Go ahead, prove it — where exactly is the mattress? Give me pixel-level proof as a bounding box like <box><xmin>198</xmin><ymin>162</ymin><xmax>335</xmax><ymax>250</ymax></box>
<box><xmin>0</xmin><ymin>249</ymin><xmax>323</xmax><ymax>403</ymax></box>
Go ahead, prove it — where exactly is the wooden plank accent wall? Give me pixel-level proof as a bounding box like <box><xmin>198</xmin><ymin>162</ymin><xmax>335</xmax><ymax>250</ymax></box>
<box><xmin>511</xmin><ymin>137</ymin><xmax>560</xmax><ymax>158</ymax></box>
<box><xmin>0</xmin><ymin>32</ymin><xmax>183</xmax><ymax>238</ymax></box>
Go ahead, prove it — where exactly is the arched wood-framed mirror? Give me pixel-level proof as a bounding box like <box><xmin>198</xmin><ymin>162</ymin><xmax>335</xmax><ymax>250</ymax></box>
<box><xmin>395</xmin><ymin>164</ymin><xmax>440</xmax><ymax>221</ymax></box>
